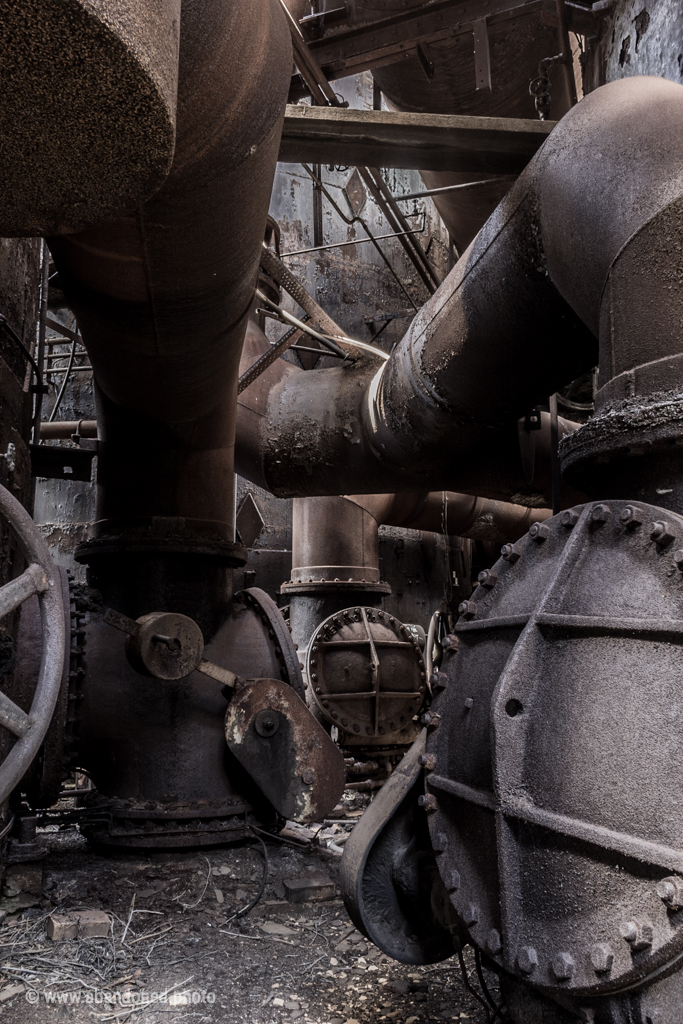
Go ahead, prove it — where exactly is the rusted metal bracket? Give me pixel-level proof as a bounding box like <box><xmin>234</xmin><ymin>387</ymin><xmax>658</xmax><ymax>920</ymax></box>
<box><xmin>30</xmin><ymin>442</ymin><xmax>96</xmax><ymax>482</ymax></box>
<box><xmin>291</xmin><ymin>0</ymin><xmax>600</xmax><ymax>93</ymax></box>
<box><xmin>225</xmin><ymin>676</ymin><xmax>346</xmax><ymax>823</ymax></box>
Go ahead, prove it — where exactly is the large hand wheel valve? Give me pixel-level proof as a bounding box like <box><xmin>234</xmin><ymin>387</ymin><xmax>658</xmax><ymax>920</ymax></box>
<box><xmin>0</xmin><ymin>483</ymin><xmax>65</xmax><ymax>804</ymax></box>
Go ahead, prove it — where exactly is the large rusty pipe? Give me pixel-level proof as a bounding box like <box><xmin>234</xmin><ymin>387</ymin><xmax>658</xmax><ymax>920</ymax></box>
<box><xmin>47</xmin><ymin>0</ymin><xmax>292</xmax><ymax>628</ymax></box>
<box><xmin>345</xmin><ymin>492</ymin><xmax>550</xmax><ymax>543</ymax></box>
<box><xmin>250</xmin><ymin>78</ymin><xmax>683</xmax><ymax>503</ymax></box>
<box><xmin>236</xmin><ymin>318</ymin><xmax>581</xmax><ymax>507</ymax></box>
<box><xmin>289</xmin><ymin>493</ymin><xmax>550</xmax><ymax>588</ymax></box>
<box><xmin>0</xmin><ymin>0</ymin><xmax>181</xmax><ymax>238</ymax></box>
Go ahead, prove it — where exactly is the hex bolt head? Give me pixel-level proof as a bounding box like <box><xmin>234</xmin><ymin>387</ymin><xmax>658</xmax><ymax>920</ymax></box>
<box><xmin>486</xmin><ymin>929</ymin><xmax>502</xmax><ymax>955</ymax></box>
<box><xmin>441</xmin><ymin>634</ymin><xmax>460</xmax><ymax>653</ymax></box>
<box><xmin>589</xmin><ymin>943</ymin><xmax>614</xmax><ymax>973</ymax></box>
<box><xmin>516</xmin><ymin>946</ymin><xmax>539</xmax><ymax>974</ymax></box>
<box><xmin>463</xmin><ymin>904</ymin><xmax>479</xmax><ymax>927</ymax></box>
<box><xmin>560</xmin><ymin>509</ymin><xmax>579</xmax><ymax>528</ymax></box>
<box><xmin>529</xmin><ymin>522</ymin><xmax>550</xmax><ymax>541</ymax></box>
<box><xmin>254</xmin><ymin>710</ymin><xmax>280</xmax><ymax>737</ymax></box>
<box><xmin>445</xmin><ymin>869</ymin><xmax>460</xmax><ymax>892</ymax></box>
<box><xmin>431</xmin><ymin>671</ymin><xmax>448</xmax><ymax>691</ymax></box>
<box><xmin>620</xmin><ymin>917</ymin><xmax>653</xmax><ymax>951</ymax></box>
<box><xmin>650</xmin><ymin>520</ymin><xmax>676</xmax><ymax>546</ymax></box>
<box><xmin>478</xmin><ymin>569</ymin><xmax>498</xmax><ymax>587</ymax></box>
<box><xmin>458</xmin><ymin>600</ymin><xmax>478</xmax><ymax>619</ymax></box>
<box><xmin>620</xmin><ymin>506</ymin><xmax>643</xmax><ymax>526</ymax></box>
<box><xmin>552</xmin><ymin>952</ymin><xmax>576</xmax><ymax>981</ymax></box>
<box><xmin>432</xmin><ymin>831</ymin><xmax>448</xmax><ymax>852</ymax></box>
<box><xmin>417</xmin><ymin>794</ymin><xmax>438</xmax><ymax>813</ymax></box>
<box><xmin>464</xmin><ymin>697</ymin><xmax>474</xmax><ymax>710</ymax></box>
<box><xmin>657</xmin><ymin>875</ymin><xmax>683</xmax><ymax>911</ymax></box>
<box><xmin>420</xmin><ymin>712</ymin><xmax>441</xmax><ymax>729</ymax></box>
<box><xmin>418</xmin><ymin>753</ymin><xmax>438</xmax><ymax>770</ymax></box>
<box><xmin>591</xmin><ymin>504</ymin><xmax>611</xmax><ymax>524</ymax></box>
<box><xmin>501</xmin><ymin>543</ymin><xmax>521</xmax><ymax>563</ymax></box>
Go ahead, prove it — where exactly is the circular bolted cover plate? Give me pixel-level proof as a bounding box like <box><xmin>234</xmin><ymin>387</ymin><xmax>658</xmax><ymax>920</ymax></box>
<box><xmin>424</xmin><ymin>500</ymin><xmax>683</xmax><ymax>997</ymax></box>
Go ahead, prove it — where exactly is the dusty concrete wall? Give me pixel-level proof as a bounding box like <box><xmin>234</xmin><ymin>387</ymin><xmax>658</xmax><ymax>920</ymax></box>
<box><xmin>584</xmin><ymin>0</ymin><xmax>683</xmax><ymax>92</ymax></box>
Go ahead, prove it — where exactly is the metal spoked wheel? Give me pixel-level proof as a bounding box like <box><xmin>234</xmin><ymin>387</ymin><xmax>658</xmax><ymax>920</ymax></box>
<box><xmin>0</xmin><ymin>483</ymin><xmax>65</xmax><ymax>803</ymax></box>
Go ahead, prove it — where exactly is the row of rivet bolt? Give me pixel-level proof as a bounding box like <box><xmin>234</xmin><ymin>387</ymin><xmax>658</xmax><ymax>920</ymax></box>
<box><xmin>462</xmin><ymin>506</ymin><xmax>683</xmax><ymax>621</ymax></box>
<box><xmin>416</xmin><ymin>759</ymin><xmax>683</xmax><ymax>980</ymax></box>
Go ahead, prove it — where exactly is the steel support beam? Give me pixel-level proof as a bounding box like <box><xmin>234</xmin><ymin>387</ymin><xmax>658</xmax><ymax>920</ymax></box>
<box><xmin>279</xmin><ymin>104</ymin><xmax>556</xmax><ymax>173</ymax></box>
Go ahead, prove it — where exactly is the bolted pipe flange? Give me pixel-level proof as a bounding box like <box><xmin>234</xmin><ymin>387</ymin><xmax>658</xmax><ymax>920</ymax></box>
<box><xmin>501</xmin><ymin>543</ymin><xmax>521</xmax><ymax>563</ymax></box>
<box><xmin>620</xmin><ymin>506</ymin><xmax>644</xmax><ymax>527</ymax></box>
<box><xmin>420</xmin><ymin>711</ymin><xmax>441</xmax><ymax>729</ymax></box>
<box><xmin>589</xmin><ymin>943</ymin><xmax>614</xmax><ymax>974</ymax></box>
<box><xmin>430</xmin><ymin>671</ymin><xmax>448</xmax><ymax>691</ymax></box>
<box><xmin>444</xmin><ymin>869</ymin><xmax>460</xmax><ymax>892</ymax></box>
<box><xmin>591</xmin><ymin>503</ymin><xmax>611</xmax><ymax>524</ymax></box>
<box><xmin>432</xmin><ymin>831</ymin><xmax>448</xmax><ymax>852</ymax></box>
<box><xmin>517</xmin><ymin>945</ymin><xmax>539</xmax><ymax>974</ymax></box>
<box><xmin>552</xmin><ymin>951</ymin><xmax>576</xmax><ymax>981</ymax></box>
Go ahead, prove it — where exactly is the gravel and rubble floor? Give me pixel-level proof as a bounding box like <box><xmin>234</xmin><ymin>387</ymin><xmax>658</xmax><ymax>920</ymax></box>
<box><xmin>0</xmin><ymin>825</ymin><xmax>497</xmax><ymax>1023</ymax></box>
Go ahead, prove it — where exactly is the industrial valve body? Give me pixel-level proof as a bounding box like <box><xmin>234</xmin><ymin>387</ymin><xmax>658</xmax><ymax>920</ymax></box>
<box><xmin>343</xmin><ymin>500</ymin><xmax>683</xmax><ymax>1020</ymax></box>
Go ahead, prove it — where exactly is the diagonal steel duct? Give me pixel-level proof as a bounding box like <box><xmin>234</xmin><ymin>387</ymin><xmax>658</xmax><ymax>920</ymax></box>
<box><xmin>242</xmin><ymin>77</ymin><xmax>683</xmax><ymax>507</ymax></box>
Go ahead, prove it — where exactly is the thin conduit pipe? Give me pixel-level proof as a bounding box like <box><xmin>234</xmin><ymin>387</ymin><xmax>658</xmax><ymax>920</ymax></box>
<box><xmin>255</xmin><ymin>291</ymin><xmax>389</xmax><ymax>363</ymax></box>
<box><xmin>260</xmin><ymin>246</ymin><xmax>345</xmax><ymax>343</ymax></box>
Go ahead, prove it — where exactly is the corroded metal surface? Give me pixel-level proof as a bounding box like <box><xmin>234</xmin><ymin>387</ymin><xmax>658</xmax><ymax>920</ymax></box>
<box><xmin>225</xmin><ymin>677</ymin><xmax>345</xmax><ymax>823</ymax></box>
<box><xmin>340</xmin><ymin>729</ymin><xmax>456</xmax><ymax>964</ymax></box>
<box><xmin>425</xmin><ymin>500</ymin><xmax>683</xmax><ymax>1008</ymax></box>
<box><xmin>0</xmin><ymin>0</ymin><xmax>180</xmax><ymax>236</ymax></box>
<box><xmin>0</xmin><ymin>483</ymin><xmax>65</xmax><ymax>803</ymax></box>
<box><xmin>306</xmin><ymin>606</ymin><xmax>426</xmax><ymax>743</ymax></box>
<box><xmin>77</xmin><ymin>587</ymin><xmax>305</xmax><ymax>847</ymax></box>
